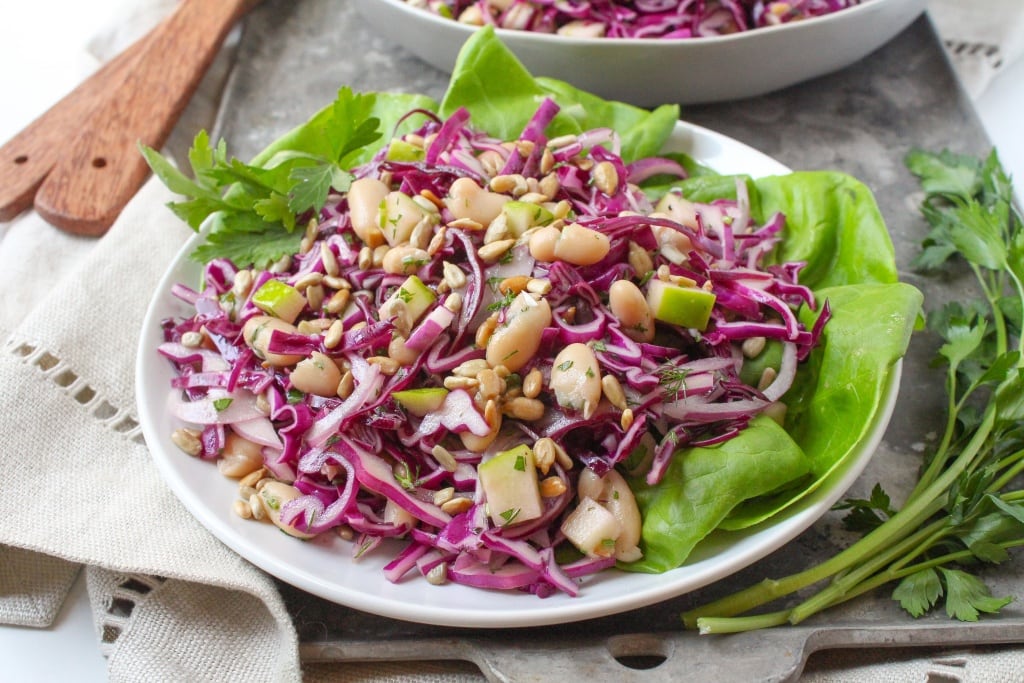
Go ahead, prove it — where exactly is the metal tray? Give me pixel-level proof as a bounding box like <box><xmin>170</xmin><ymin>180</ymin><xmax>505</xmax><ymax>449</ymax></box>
<box><xmin>213</xmin><ymin>3</ymin><xmax>1024</xmax><ymax>679</ymax></box>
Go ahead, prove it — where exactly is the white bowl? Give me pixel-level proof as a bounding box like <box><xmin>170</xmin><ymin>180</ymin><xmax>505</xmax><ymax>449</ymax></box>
<box><xmin>354</xmin><ymin>0</ymin><xmax>928</xmax><ymax>105</ymax></box>
<box><xmin>136</xmin><ymin>119</ymin><xmax>901</xmax><ymax>628</ymax></box>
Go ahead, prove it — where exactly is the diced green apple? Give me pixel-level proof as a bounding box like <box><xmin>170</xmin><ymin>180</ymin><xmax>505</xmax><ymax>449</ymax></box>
<box><xmin>252</xmin><ymin>279</ymin><xmax>306</xmax><ymax>324</ymax></box>
<box><xmin>478</xmin><ymin>444</ymin><xmax>543</xmax><ymax>527</ymax></box>
<box><xmin>560</xmin><ymin>496</ymin><xmax>621</xmax><ymax>558</ymax></box>
<box><xmin>385</xmin><ymin>139</ymin><xmax>424</xmax><ymax>162</ymax></box>
<box><xmin>392</xmin><ymin>387</ymin><xmax>449</xmax><ymax>417</ymax></box>
<box><xmin>379</xmin><ymin>275</ymin><xmax>436</xmax><ymax>334</ymax></box>
<box><xmin>379</xmin><ymin>191</ymin><xmax>429</xmax><ymax>246</ymax></box>
<box><xmin>502</xmin><ymin>200</ymin><xmax>554</xmax><ymax>237</ymax></box>
<box><xmin>646</xmin><ymin>278</ymin><xmax>716</xmax><ymax>330</ymax></box>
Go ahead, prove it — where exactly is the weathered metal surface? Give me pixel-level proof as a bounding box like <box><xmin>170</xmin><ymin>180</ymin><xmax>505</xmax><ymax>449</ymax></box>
<box><xmin>215</xmin><ymin>3</ymin><xmax>1023</xmax><ymax>680</ymax></box>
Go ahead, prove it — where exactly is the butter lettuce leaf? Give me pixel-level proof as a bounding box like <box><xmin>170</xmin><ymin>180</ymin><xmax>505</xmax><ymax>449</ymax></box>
<box><xmin>440</xmin><ymin>25</ymin><xmax>678</xmax><ymax>163</ymax></box>
<box><xmin>626</xmin><ymin>416</ymin><xmax>811</xmax><ymax>573</ymax></box>
<box><xmin>622</xmin><ymin>171</ymin><xmax>921</xmax><ymax>563</ymax></box>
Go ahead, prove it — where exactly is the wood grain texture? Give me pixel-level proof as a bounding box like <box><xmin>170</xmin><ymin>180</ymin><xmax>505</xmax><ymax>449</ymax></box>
<box><xmin>33</xmin><ymin>0</ymin><xmax>253</xmax><ymax>236</ymax></box>
<box><xmin>0</xmin><ymin>31</ymin><xmax>149</xmax><ymax>222</ymax></box>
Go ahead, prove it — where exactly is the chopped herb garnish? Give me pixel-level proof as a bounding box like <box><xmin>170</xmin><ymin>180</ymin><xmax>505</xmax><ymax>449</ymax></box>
<box><xmin>500</xmin><ymin>508</ymin><xmax>521</xmax><ymax>524</ymax></box>
<box><xmin>394</xmin><ymin>462</ymin><xmax>419</xmax><ymax>490</ymax></box>
<box><xmin>487</xmin><ymin>288</ymin><xmax>516</xmax><ymax>311</ymax></box>
<box><xmin>557</xmin><ymin>360</ymin><xmax>574</xmax><ymax>372</ymax></box>
<box><xmin>658</xmin><ymin>366</ymin><xmax>689</xmax><ymax>401</ymax></box>
<box><xmin>212</xmin><ymin>397</ymin><xmax>234</xmax><ymax>412</ymax></box>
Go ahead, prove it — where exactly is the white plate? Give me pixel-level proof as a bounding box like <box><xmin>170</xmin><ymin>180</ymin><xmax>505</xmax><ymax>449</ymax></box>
<box><xmin>136</xmin><ymin>120</ymin><xmax>900</xmax><ymax>627</ymax></box>
<box><xmin>354</xmin><ymin>0</ymin><xmax>927</xmax><ymax>106</ymax></box>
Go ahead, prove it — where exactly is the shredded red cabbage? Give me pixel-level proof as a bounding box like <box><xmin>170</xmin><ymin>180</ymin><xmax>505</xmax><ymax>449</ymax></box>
<box><xmin>159</xmin><ymin>96</ymin><xmax>828</xmax><ymax>598</ymax></box>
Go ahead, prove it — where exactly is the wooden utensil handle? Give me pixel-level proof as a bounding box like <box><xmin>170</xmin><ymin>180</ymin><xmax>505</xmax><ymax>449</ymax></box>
<box><xmin>0</xmin><ymin>31</ymin><xmax>150</xmax><ymax>222</ymax></box>
<box><xmin>33</xmin><ymin>0</ymin><xmax>252</xmax><ymax>236</ymax></box>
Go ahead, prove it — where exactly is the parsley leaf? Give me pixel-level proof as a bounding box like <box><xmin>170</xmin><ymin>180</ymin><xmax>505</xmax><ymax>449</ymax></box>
<box><xmin>835</xmin><ymin>483</ymin><xmax>897</xmax><ymax>534</ymax></box>
<box><xmin>142</xmin><ymin>87</ymin><xmax>382</xmax><ymax>268</ymax></box>
<box><xmin>892</xmin><ymin>568</ymin><xmax>942</xmax><ymax>618</ymax></box>
<box><xmin>939</xmin><ymin>568</ymin><xmax>1013</xmax><ymax>621</ymax></box>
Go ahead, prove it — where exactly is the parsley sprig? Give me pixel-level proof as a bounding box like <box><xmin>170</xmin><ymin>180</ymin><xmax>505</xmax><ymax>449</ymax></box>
<box><xmin>684</xmin><ymin>149</ymin><xmax>1024</xmax><ymax>633</ymax></box>
<box><xmin>141</xmin><ymin>87</ymin><xmax>381</xmax><ymax>268</ymax></box>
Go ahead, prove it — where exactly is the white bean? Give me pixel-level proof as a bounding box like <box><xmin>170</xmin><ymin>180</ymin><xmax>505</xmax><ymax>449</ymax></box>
<box><xmin>381</xmin><ymin>245</ymin><xmax>429</xmax><ymax>275</ymax></box>
<box><xmin>290</xmin><ymin>351</ymin><xmax>342</xmax><ymax>397</ymax></box>
<box><xmin>242</xmin><ymin>316</ymin><xmax>304</xmax><ymax>367</ymax></box>
<box><xmin>485</xmin><ymin>292</ymin><xmax>552</xmax><ymax>372</ymax></box>
<box><xmin>528</xmin><ymin>225</ymin><xmax>561</xmax><ymax>262</ymax></box>
<box><xmin>549</xmin><ymin>343</ymin><xmax>602</xmax><ymax>418</ymax></box>
<box><xmin>347</xmin><ymin>178</ymin><xmax>388</xmax><ymax>247</ymax></box>
<box><xmin>553</xmin><ymin>223</ymin><xmax>610</xmax><ymax>266</ymax></box>
<box><xmin>460</xmin><ymin>410</ymin><xmax>502</xmax><ymax>452</ymax></box>
<box><xmin>258</xmin><ymin>481</ymin><xmax>315</xmax><ymax>539</ymax></box>
<box><xmin>608</xmin><ymin>279</ymin><xmax>655</xmax><ymax>342</ymax></box>
<box><xmin>388</xmin><ymin>334</ymin><xmax>420</xmax><ymax>366</ymax></box>
<box><xmin>445</xmin><ymin>177</ymin><xmax>508</xmax><ymax>227</ymax></box>
<box><xmin>216</xmin><ymin>432</ymin><xmax>264</xmax><ymax>478</ymax></box>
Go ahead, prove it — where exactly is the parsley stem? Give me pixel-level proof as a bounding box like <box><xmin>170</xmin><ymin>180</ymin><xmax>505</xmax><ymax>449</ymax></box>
<box><xmin>695</xmin><ymin>610</ymin><xmax>791</xmax><ymax>634</ymax></box>
<box><xmin>990</xmin><ymin>449</ymin><xmax>1024</xmax><ymax>492</ymax></box>
<box><xmin>683</xmin><ymin>407</ymin><xmax>996</xmax><ymax>629</ymax></box>
<box><xmin>787</xmin><ymin>516</ymin><xmax>949</xmax><ymax>623</ymax></box>
<box><xmin>852</xmin><ymin>538</ymin><xmax>1024</xmax><ymax>603</ymax></box>
<box><xmin>1007</xmin><ymin>267</ymin><xmax>1024</xmax><ymax>357</ymax></box>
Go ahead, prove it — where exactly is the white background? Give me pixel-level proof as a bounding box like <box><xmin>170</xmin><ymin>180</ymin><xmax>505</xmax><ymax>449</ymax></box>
<box><xmin>1</xmin><ymin>2</ymin><xmax>1021</xmax><ymax>681</ymax></box>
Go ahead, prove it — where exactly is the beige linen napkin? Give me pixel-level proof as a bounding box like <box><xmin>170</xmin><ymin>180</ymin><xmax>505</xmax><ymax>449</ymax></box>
<box><xmin>929</xmin><ymin>0</ymin><xmax>1024</xmax><ymax>99</ymax></box>
<box><xmin>0</xmin><ymin>177</ymin><xmax>300</xmax><ymax>681</ymax></box>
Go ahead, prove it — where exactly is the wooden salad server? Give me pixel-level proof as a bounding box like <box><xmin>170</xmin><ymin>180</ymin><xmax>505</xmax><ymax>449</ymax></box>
<box><xmin>0</xmin><ymin>29</ymin><xmax>149</xmax><ymax>223</ymax></box>
<box><xmin>25</xmin><ymin>0</ymin><xmax>254</xmax><ymax>236</ymax></box>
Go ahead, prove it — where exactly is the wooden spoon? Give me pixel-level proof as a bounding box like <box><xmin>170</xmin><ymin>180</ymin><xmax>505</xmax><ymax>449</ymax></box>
<box><xmin>0</xmin><ymin>27</ymin><xmax>150</xmax><ymax>223</ymax></box>
<box><xmin>30</xmin><ymin>0</ymin><xmax>254</xmax><ymax>236</ymax></box>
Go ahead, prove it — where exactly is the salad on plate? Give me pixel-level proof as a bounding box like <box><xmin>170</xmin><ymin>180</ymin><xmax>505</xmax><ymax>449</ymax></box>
<box><xmin>142</xmin><ymin>26</ymin><xmax>920</xmax><ymax>600</ymax></box>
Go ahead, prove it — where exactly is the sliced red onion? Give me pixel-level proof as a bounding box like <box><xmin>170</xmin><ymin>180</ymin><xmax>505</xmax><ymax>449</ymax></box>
<box><xmin>448</xmin><ymin>555</ymin><xmax>540</xmax><ymax>591</ymax></box>
<box><xmin>760</xmin><ymin>342</ymin><xmax>799</xmax><ymax>402</ymax></box>
<box><xmin>158</xmin><ymin>343</ymin><xmax>226</xmax><ymax>369</ymax></box>
<box><xmin>230</xmin><ymin>417</ymin><xmax>283</xmax><ymax>449</ymax></box>
<box><xmin>419</xmin><ymin>389</ymin><xmax>492</xmax><ymax>437</ymax></box>
<box><xmin>626</xmin><ymin>156</ymin><xmax>687</xmax><ymax>184</ymax></box>
<box><xmin>661</xmin><ymin>396</ymin><xmax>769</xmax><ymax>422</ymax></box>
<box><xmin>168</xmin><ymin>389</ymin><xmax>264</xmax><ymax>425</ymax></box>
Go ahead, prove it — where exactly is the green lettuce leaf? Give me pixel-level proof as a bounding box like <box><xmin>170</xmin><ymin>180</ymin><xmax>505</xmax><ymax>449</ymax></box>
<box><xmin>622</xmin><ymin>172</ymin><xmax>921</xmax><ymax>559</ymax></box>
<box><xmin>440</xmin><ymin>25</ymin><xmax>678</xmax><ymax>163</ymax></box>
<box><xmin>626</xmin><ymin>416</ymin><xmax>811</xmax><ymax>573</ymax></box>
<box><xmin>720</xmin><ymin>282</ymin><xmax>922</xmax><ymax>530</ymax></box>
